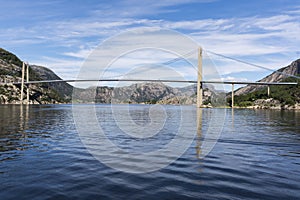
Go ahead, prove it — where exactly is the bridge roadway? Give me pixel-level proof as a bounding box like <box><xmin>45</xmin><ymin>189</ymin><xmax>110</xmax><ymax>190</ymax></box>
<box><xmin>10</xmin><ymin>78</ymin><xmax>299</xmax><ymax>86</ymax></box>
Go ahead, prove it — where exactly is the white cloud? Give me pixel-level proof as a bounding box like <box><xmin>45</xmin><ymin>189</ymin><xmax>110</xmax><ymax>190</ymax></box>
<box><xmin>33</xmin><ymin>11</ymin><xmax>300</xmax><ymax>85</ymax></box>
<box><xmin>90</xmin><ymin>0</ymin><xmax>216</xmax><ymax>18</ymax></box>
<box><xmin>2</xmin><ymin>1</ymin><xmax>300</xmax><ymax>85</ymax></box>
<box><xmin>163</xmin><ymin>19</ymin><xmax>230</xmax><ymax>31</ymax></box>
<box><xmin>221</xmin><ymin>76</ymin><xmax>249</xmax><ymax>82</ymax></box>
<box><xmin>63</xmin><ymin>48</ymin><xmax>93</xmax><ymax>59</ymax></box>
<box><xmin>40</xmin><ymin>13</ymin><xmax>300</xmax><ymax>60</ymax></box>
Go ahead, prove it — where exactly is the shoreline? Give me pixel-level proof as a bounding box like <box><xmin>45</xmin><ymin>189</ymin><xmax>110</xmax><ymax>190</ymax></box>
<box><xmin>1</xmin><ymin>102</ymin><xmax>300</xmax><ymax>110</ymax></box>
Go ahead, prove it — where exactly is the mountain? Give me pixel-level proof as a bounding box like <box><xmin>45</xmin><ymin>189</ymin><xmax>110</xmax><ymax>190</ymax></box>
<box><xmin>73</xmin><ymin>82</ymin><xmax>226</xmax><ymax>106</ymax></box>
<box><xmin>235</xmin><ymin>59</ymin><xmax>300</xmax><ymax>96</ymax></box>
<box><xmin>74</xmin><ymin>83</ymin><xmax>189</xmax><ymax>104</ymax></box>
<box><xmin>30</xmin><ymin>65</ymin><xmax>73</xmax><ymax>99</ymax></box>
<box><xmin>0</xmin><ymin>48</ymin><xmax>72</xmax><ymax>104</ymax></box>
<box><xmin>232</xmin><ymin>58</ymin><xmax>300</xmax><ymax>108</ymax></box>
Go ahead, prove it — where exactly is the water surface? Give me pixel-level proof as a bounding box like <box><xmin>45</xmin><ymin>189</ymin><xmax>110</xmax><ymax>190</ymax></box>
<box><xmin>0</xmin><ymin>105</ymin><xmax>299</xmax><ymax>199</ymax></box>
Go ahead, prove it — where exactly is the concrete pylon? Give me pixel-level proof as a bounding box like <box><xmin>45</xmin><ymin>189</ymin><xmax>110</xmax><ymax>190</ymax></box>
<box><xmin>231</xmin><ymin>84</ymin><xmax>234</xmax><ymax>108</ymax></box>
<box><xmin>26</xmin><ymin>62</ymin><xmax>29</xmax><ymax>104</ymax></box>
<box><xmin>20</xmin><ymin>62</ymin><xmax>30</xmax><ymax>104</ymax></box>
<box><xmin>20</xmin><ymin>62</ymin><xmax>25</xmax><ymax>103</ymax></box>
<box><xmin>197</xmin><ymin>47</ymin><xmax>203</xmax><ymax>108</ymax></box>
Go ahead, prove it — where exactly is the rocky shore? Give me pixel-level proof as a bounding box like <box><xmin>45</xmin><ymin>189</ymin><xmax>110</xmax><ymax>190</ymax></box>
<box><xmin>236</xmin><ymin>98</ymin><xmax>300</xmax><ymax>110</ymax></box>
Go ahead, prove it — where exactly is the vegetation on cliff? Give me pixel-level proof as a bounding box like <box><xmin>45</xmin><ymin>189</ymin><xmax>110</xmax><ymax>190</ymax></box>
<box><xmin>229</xmin><ymin>76</ymin><xmax>300</xmax><ymax>108</ymax></box>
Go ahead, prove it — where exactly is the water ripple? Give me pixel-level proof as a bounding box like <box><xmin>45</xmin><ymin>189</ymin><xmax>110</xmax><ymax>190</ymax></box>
<box><xmin>0</xmin><ymin>105</ymin><xmax>299</xmax><ymax>199</ymax></box>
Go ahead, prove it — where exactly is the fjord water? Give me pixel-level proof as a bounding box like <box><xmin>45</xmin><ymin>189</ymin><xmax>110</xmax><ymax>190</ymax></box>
<box><xmin>0</xmin><ymin>105</ymin><xmax>299</xmax><ymax>200</ymax></box>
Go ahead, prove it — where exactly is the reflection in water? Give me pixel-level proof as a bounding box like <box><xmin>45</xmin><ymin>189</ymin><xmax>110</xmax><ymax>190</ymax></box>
<box><xmin>0</xmin><ymin>105</ymin><xmax>29</xmax><ymax>160</ymax></box>
<box><xmin>0</xmin><ymin>105</ymin><xmax>72</xmax><ymax>161</ymax></box>
<box><xmin>196</xmin><ymin>108</ymin><xmax>202</xmax><ymax>159</ymax></box>
<box><xmin>231</xmin><ymin>108</ymin><xmax>234</xmax><ymax>127</ymax></box>
<box><xmin>19</xmin><ymin>105</ymin><xmax>29</xmax><ymax>142</ymax></box>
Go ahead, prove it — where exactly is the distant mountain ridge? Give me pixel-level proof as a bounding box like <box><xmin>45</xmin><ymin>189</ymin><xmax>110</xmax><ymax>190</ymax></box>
<box><xmin>72</xmin><ymin>82</ymin><xmax>222</xmax><ymax>105</ymax></box>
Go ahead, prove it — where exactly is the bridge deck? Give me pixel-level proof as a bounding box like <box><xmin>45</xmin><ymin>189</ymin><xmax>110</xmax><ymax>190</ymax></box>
<box><xmin>7</xmin><ymin>79</ymin><xmax>298</xmax><ymax>85</ymax></box>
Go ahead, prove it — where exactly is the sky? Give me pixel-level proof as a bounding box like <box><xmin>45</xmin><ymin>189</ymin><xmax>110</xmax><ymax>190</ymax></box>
<box><xmin>1</xmin><ymin>0</ymin><xmax>300</xmax><ymax>90</ymax></box>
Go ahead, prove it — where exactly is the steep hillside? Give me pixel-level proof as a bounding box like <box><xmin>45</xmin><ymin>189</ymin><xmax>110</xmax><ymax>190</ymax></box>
<box><xmin>231</xmin><ymin>58</ymin><xmax>300</xmax><ymax>109</ymax></box>
<box><xmin>30</xmin><ymin>65</ymin><xmax>73</xmax><ymax>99</ymax></box>
<box><xmin>235</xmin><ymin>59</ymin><xmax>300</xmax><ymax>95</ymax></box>
<box><xmin>0</xmin><ymin>48</ymin><xmax>72</xmax><ymax>104</ymax></box>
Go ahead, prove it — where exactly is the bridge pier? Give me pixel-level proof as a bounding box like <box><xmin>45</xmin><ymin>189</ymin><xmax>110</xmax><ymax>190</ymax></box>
<box><xmin>197</xmin><ymin>47</ymin><xmax>203</xmax><ymax>108</ymax></box>
<box><xmin>231</xmin><ymin>83</ymin><xmax>234</xmax><ymax>108</ymax></box>
<box><xmin>21</xmin><ymin>62</ymin><xmax>25</xmax><ymax>103</ymax></box>
<box><xmin>26</xmin><ymin>62</ymin><xmax>29</xmax><ymax>104</ymax></box>
<box><xmin>267</xmin><ymin>85</ymin><xmax>270</xmax><ymax>97</ymax></box>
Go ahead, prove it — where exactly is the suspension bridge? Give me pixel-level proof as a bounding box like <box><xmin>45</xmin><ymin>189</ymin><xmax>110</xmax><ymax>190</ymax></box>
<box><xmin>5</xmin><ymin>48</ymin><xmax>299</xmax><ymax>107</ymax></box>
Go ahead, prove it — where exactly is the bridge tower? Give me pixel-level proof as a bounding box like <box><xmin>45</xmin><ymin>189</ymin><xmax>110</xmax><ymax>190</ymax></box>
<box><xmin>197</xmin><ymin>47</ymin><xmax>203</xmax><ymax>108</ymax></box>
<box><xmin>20</xmin><ymin>62</ymin><xmax>30</xmax><ymax>104</ymax></box>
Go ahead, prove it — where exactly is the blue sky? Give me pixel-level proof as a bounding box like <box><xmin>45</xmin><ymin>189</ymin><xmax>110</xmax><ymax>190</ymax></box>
<box><xmin>1</xmin><ymin>0</ymin><xmax>300</xmax><ymax>89</ymax></box>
